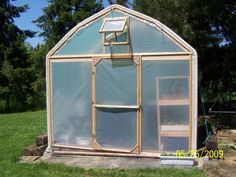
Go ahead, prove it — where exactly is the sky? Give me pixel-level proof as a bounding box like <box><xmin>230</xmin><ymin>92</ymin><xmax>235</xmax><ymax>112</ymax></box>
<box><xmin>11</xmin><ymin>0</ymin><xmax>110</xmax><ymax>47</ymax></box>
<box><xmin>11</xmin><ymin>0</ymin><xmax>49</xmax><ymax>47</ymax></box>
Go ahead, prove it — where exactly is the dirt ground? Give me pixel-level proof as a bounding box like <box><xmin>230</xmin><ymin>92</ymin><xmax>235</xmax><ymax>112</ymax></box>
<box><xmin>203</xmin><ymin>129</ymin><xmax>236</xmax><ymax>177</ymax></box>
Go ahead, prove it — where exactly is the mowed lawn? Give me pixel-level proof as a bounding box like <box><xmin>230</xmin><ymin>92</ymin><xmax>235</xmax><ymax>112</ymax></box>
<box><xmin>0</xmin><ymin>111</ymin><xmax>207</xmax><ymax>177</ymax></box>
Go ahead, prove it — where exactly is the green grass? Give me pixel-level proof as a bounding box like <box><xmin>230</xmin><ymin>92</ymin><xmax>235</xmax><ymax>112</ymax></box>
<box><xmin>0</xmin><ymin>111</ymin><xmax>207</xmax><ymax>177</ymax></box>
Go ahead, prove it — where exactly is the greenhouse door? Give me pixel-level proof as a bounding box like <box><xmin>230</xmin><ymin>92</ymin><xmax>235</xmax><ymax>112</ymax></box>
<box><xmin>92</xmin><ymin>57</ymin><xmax>141</xmax><ymax>153</ymax></box>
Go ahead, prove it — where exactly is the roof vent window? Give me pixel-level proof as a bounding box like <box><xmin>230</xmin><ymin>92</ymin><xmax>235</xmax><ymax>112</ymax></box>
<box><xmin>100</xmin><ymin>17</ymin><xmax>129</xmax><ymax>45</ymax></box>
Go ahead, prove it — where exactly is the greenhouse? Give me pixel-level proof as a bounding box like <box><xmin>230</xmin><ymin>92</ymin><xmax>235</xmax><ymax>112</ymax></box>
<box><xmin>46</xmin><ymin>4</ymin><xmax>198</xmax><ymax>157</ymax></box>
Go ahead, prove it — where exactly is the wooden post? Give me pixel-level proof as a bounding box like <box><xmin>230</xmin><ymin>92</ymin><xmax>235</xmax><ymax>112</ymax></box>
<box><xmin>139</xmin><ymin>56</ymin><xmax>142</xmax><ymax>153</ymax></box>
<box><xmin>189</xmin><ymin>54</ymin><xmax>193</xmax><ymax>150</ymax></box>
<box><xmin>92</xmin><ymin>57</ymin><xmax>99</xmax><ymax>150</ymax></box>
<box><xmin>136</xmin><ymin>56</ymin><xmax>142</xmax><ymax>153</ymax></box>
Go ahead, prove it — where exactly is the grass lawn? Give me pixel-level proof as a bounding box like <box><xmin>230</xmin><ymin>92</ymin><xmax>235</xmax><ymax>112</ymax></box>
<box><xmin>0</xmin><ymin>110</ymin><xmax>207</xmax><ymax>177</ymax></box>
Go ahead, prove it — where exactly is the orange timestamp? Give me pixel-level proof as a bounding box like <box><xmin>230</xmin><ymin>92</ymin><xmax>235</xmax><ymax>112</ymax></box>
<box><xmin>176</xmin><ymin>150</ymin><xmax>224</xmax><ymax>158</ymax></box>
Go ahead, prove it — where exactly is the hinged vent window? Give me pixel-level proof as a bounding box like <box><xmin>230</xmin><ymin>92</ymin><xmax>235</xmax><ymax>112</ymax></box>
<box><xmin>100</xmin><ymin>17</ymin><xmax>129</xmax><ymax>45</ymax></box>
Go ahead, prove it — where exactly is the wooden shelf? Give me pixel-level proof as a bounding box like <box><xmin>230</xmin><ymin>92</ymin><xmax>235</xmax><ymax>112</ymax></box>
<box><xmin>158</xmin><ymin>99</ymin><xmax>189</xmax><ymax>106</ymax></box>
<box><xmin>156</xmin><ymin>76</ymin><xmax>190</xmax><ymax>151</ymax></box>
<box><xmin>94</xmin><ymin>104</ymin><xmax>139</xmax><ymax>109</ymax></box>
<box><xmin>160</xmin><ymin>131</ymin><xmax>189</xmax><ymax>137</ymax></box>
<box><xmin>160</xmin><ymin>125</ymin><xmax>189</xmax><ymax>131</ymax></box>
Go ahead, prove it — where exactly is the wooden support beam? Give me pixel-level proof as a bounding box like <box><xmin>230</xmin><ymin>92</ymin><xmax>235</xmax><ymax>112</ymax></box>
<box><xmin>92</xmin><ymin>57</ymin><xmax>97</xmax><ymax>151</ymax></box>
<box><xmin>138</xmin><ymin>55</ymin><xmax>142</xmax><ymax>153</ymax></box>
<box><xmin>53</xmin><ymin>151</ymin><xmax>161</xmax><ymax>158</ymax></box>
<box><xmin>53</xmin><ymin>144</ymin><xmax>93</xmax><ymax>151</ymax></box>
<box><xmin>93</xmin><ymin>57</ymin><xmax>102</xmax><ymax>66</ymax></box>
<box><xmin>94</xmin><ymin>104</ymin><xmax>139</xmax><ymax>109</ymax></box>
<box><xmin>137</xmin><ymin>55</ymin><xmax>141</xmax><ymax>153</ymax></box>
<box><xmin>93</xmin><ymin>140</ymin><xmax>103</xmax><ymax>151</ymax></box>
<box><xmin>189</xmin><ymin>54</ymin><xmax>193</xmax><ymax>150</ymax></box>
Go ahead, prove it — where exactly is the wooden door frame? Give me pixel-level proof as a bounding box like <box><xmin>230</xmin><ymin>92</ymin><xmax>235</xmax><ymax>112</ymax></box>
<box><xmin>92</xmin><ymin>55</ymin><xmax>142</xmax><ymax>153</ymax></box>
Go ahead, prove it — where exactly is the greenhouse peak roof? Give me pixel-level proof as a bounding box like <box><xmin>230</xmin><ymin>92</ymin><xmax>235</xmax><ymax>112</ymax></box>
<box><xmin>47</xmin><ymin>4</ymin><xmax>197</xmax><ymax>58</ymax></box>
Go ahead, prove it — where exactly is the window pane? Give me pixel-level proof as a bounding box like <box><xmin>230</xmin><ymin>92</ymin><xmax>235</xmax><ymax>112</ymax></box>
<box><xmin>158</xmin><ymin>77</ymin><xmax>189</xmax><ymax>100</ymax></box>
<box><xmin>96</xmin><ymin>108</ymin><xmax>137</xmax><ymax>150</ymax></box>
<box><xmin>101</xmin><ymin>19</ymin><xmax>126</xmax><ymax>32</ymax></box>
<box><xmin>160</xmin><ymin>105</ymin><xmax>189</xmax><ymax>126</ymax></box>
<box><xmin>161</xmin><ymin>137</ymin><xmax>189</xmax><ymax>151</ymax></box>
<box><xmin>96</xmin><ymin>59</ymin><xmax>137</xmax><ymax>105</ymax></box>
<box><xmin>52</xmin><ymin>62</ymin><xmax>92</xmax><ymax>147</ymax></box>
<box><xmin>105</xmin><ymin>31</ymin><xmax>128</xmax><ymax>43</ymax></box>
<box><xmin>142</xmin><ymin>60</ymin><xmax>190</xmax><ymax>151</ymax></box>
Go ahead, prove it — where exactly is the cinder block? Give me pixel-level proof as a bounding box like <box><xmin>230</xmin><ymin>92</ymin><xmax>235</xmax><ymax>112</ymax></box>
<box><xmin>36</xmin><ymin>134</ymin><xmax>48</xmax><ymax>146</ymax></box>
<box><xmin>32</xmin><ymin>144</ymin><xmax>47</xmax><ymax>156</ymax></box>
<box><xmin>22</xmin><ymin>144</ymin><xmax>37</xmax><ymax>156</ymax></box>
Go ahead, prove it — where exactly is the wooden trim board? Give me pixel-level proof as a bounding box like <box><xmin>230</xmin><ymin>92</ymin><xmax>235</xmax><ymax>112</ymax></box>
<box><xmin>53</xmin><ymin>150</ymin><xmax>161</xmax><ymax>158</ymax></box>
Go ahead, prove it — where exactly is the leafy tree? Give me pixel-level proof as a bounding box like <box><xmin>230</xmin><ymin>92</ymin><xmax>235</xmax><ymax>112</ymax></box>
<box><xmin>133</xmin><ymin>0</ymin><xmax>236</xmax><ymax>104</ymax></box>
<box><xmin>28</xmin><ymin>44</ymin><xmax>48</xmax><ymax>109</ymax></box>
<box><xmin>0</xmin><ymin>0</ymin><xmax>35</xmax><ymax>112</ymax></box>
<box><xmin>34</xmin><ymin>0</ymin><xmax>103</xmax><ymax>50</ymax></box>
<box><xmin>108</xmin><ymin>0</ymin><xmax>129</xmax><ymax>7</ymax></box>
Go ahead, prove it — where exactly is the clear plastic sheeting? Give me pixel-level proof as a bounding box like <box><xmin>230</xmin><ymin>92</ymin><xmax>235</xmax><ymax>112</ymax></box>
<box><xmin>161</xmin><ymin>137</ymin><xmax>189</xmax><ymax>151</ymax></box>
<box><xmin>142</xmin><ymin>60</ymin><xmax>190</xmax><ymax>151</ymax></box>
<box><xmin>104</xmin><ymin>31</ymin><xmax>128</xmax><ymax>44</ymax></box>
<box><xmin>95</xmin><ymin>58</ymin><xmax>138</xmax><ymax>151</ymax></box>
<box><xmin>96</xmin><ymin>59</ymin><xmax>137</xmax><ymax>105</ymax></box>
<box><xmin>52</xmin><ymin>61</ymin><xmax>92</xmax><ymax>147</ymax></box>
<box><xmin>56</xmin><ymin>19</ymin><xmax>103</xmax><ymax>55</ymax></box>
<box><xmin>160</xmin><ymin>105</ymin><xmax>189</xmax><ymax>126</ymax></box>
<box><xmin>105</xmin><ymin>45</ymin><xmax>130</xmax><ymax>54</ymax></box>
<box><xmin>56</xmin><ymin>10</ymin><xmax>184</xmax><ymax>55</ymax></box>
<box><xmin>158</xmin><ymin>77</ymin><xmax>189</xmax><ymax>100</ymax></box>
<box><xmin>96</xmin><ymin>108</ymin><xmax>137</xmax><ymax>150</ymax></box>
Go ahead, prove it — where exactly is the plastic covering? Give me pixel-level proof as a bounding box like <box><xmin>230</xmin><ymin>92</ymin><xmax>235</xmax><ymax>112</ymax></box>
<box><xmin>158</xmin><ymin>77</ymin><xmax>189</xmax><ymax>100</ymax></box>
<box><xmin>56</xmin><ymin>10</ymin><xmax>184</xmax><ymax>55</ymax></box>
<box><xmin>96</xmin><ymin>59</ymin><xmax>137</xmax><ymax>105</ymax></box>
<box><xmin>52</xmin><ymin>61</ymin><xmax>92</xmax><ymax>147</ymax></box>
<box><xmin>142</xmin><ymin>60</ymin><xmax>190</xmax><ymax>151</ymax></box>
<box><xmin>104</xmin><ymin>31</ymin><xmax>128</xmax><ymax>43</ymax></box>
<box><xmin>105</xmin><ymin>45</ymin><xmax>130</xmax><ymax>54</ymax></box>
<box><xmin>161</xmin><ymin>137</ymin><xmax>189</xmax><ymax>151</ymax></box>
<box><xmin>96</xmin><ymin>108</ymin><xmax>137</xmax><ymax>149</ymax></box>
<box><xmin>160</xmin><ymin>105</ymin><xmax>189</xmax><ymax>125</ymax></box>
<box><xmin>51</xmin><ymin>59</ymin><xmax>190</xmax><ymax>152</ymax></box>
<box><xmin>95</xmin><ymin>59</ymin><xmax>137</xmax><ymax>150</ymax></box>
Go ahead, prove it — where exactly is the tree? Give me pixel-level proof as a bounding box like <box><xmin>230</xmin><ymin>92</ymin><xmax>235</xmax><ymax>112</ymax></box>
<box><xmin>0</xmin><ymin>0</ymin><xmax>35</xmax><ymax>112</ymax></box>
<box><xmin>28</xmin><ymin>44</ymin><xmax>48</xmax><ymax>109</ymax></box>
<box><xmin>107</xmin><ymin>0</ymin><xmax>129</xmax><ymax>7</ymax></box>
<box><xmin>34</xmin><ymin>0</ymin><xmax>103</xmax><ymax>50</ymax></box>
<box><xmin>133</xmin><ymin>0</ymin><xmax>236</xmax><ymax>103</ymax></box>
